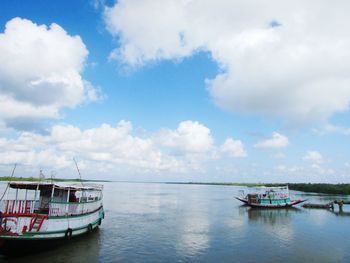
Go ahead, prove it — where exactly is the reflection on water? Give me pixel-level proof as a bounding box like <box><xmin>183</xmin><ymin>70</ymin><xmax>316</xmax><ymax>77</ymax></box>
<box><xmin>1</xmin><ymin>230</ymin><xmax>101</xmax><ymax>263</ymax></box>
<box><xmin>0</xmin><ymin>183</ymin><xmax>348</xmax><ymax>262</ymax></box>
<box><xmin>247</xmin><ymin>208</ymin><xmax>302</xmax><ymax>243</ymax></box>
<box><xmin>332</xmin><ymin>210</ymin><xmax>350</xmax><ymax>217</ymax></box>
<box><xmin>247</xmin><ymin>207</ymin><xmax>302</xmax><ymax>224</ymax></box>
<box><xmin>175</xmin><ymin>199</ymin><xmax>210</xmax><ymax>258</ymax></box>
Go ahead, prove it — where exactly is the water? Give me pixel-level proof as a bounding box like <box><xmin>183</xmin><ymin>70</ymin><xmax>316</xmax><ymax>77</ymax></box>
<box><xmin>1</xmin><ymin>182</ymin><xmax>349</xmax><ymax>262</ymax></box>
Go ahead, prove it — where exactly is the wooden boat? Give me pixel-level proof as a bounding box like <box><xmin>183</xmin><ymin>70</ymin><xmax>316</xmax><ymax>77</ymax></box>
<box><xmin>0</xmin><ymin>181</ymin><xmax>104</xmax><ymax>253</ymax></box>
<box><xmin>235</xmin><ymin>186</ymin><xmax>306</xmax><ymax>208</ymax></box>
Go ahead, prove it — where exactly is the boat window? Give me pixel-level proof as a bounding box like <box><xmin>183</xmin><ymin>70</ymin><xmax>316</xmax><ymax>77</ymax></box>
<box><xmin>69</xmin><ymin>191</ymin><xmax>78</xmax><ymax>202</ymax></box>
<box><xmin>40</xmin><ymin>189</ymin><xmax>51</xmax><ymax>197</ymax></box>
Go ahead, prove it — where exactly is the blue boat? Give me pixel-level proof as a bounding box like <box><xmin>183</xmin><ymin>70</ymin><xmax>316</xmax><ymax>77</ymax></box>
<box><xmin>235</xmin><ymin>186</ymin><xmax>306</xmax><ymax>208</ymax></box>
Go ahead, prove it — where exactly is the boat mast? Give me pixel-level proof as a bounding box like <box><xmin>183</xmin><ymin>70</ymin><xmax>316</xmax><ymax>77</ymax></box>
<box><xmin>73</xmin><ymin>158</ymin><xmax>84</xmax><ymax>205</ymax></box>
<box><xmin>73</xmin><ymin>158</ymin><xmax>83</xmax><ymax>186</ymax></box>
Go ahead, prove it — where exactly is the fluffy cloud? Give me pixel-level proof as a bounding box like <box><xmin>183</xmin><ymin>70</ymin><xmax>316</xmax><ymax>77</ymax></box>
<box><xmin>317</xmin><ymin>124</ymin><xmax>350</xmax><ymax>136</ymax></box>
<box><xmin>303</xmin><ymin>151</ymin><xmax>323</xmax><ymax>164</ymax></box>
<box><xmin>220</xmin><ymin>138</ymin><xmax>247</xmax><ymax>157</ymax></box>
<box><xmin>310</xmin><ymin>164</ymin><xmax>334</xmax><ymax>175</ymax></box>
<box><xmin>273</xmin><ymin>152</ymin><xmax>286</xmax><ymax>159</ymax></box>
<box><xmin>0</xmin><ymin>120</ymin><xmax>219</xmax><ymax>175</ymax></box>
<box><xmin>0</xmin><ymin>17</ymin><xmax>97</xmax><ymax>129</ymax></box>
<box><xmin>156</xmin><ymin>121</ymin><xmax>213</xmax><ymax>153</ymax></box>
<box><xmin>274</xmin><ymin>165</ymin><xmax>303</xmax><ymax>174</ymax></box>
<box><xmin>254</xmin><ymin>132</ymin><xmax>289</xmax><ymax>149</ymax></box>
<box><xmin>104</xmin><ymin>0</ymin><xmax>350</xmax><ymax>123</ymax></box>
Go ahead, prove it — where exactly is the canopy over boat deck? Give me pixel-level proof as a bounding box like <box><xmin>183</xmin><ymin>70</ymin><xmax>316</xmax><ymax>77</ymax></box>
<box><xmin>0</xmin><ymin>181</ymin><xmax>104</xmax><ymax>219</ymax></box>
<box><xmin>8</xmin><ymin>182</ymin><xmax>103</xmax><ymax>191</ymax></box>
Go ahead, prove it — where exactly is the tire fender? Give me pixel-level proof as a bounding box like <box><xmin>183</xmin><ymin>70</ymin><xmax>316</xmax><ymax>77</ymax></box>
<box><xmin>88</xmin><ymin>224</ymin><xmax>93</xmax><ymax>233</ymax></box>
<box><xmin>65</xmin><ymin>228</ymin><xmax>73</xmax><ymax>240</ymax></box>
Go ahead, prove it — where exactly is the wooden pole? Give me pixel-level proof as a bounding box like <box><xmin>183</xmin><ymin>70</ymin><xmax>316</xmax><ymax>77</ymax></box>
<box><xmin>339</xmin><ymin>201</ymin><xmax>343</xmax><ymax>212</ymax></box>
<box><xmin>24</xmin><ymin>189</ymin><xmax>28</xmax><ymax>213</ymax></box>
<box><xmin>51</xmin><ymin>185</ymin><xmax>55</xmax><ymax>199</ymax></box>
<box><xmin>81</xmin><ymin>190</ymin><xmax>85</xmax><ymax>213</ymax></box>
<box><xmin>66</xmin><ymin>189</ymin><xmax>70</xmax><ymax>214</ymax></box>
<box><xmin>32</xmin><ymin>183</ymin><xmax>39</xmax><ymax>213</ymax></box>
<box><xmin>15</xmin><ymin>188</ymin><xmax>18</xmax><ymax>213</ymax></box>
<box><xmin>49</xmin><ymin>185</ymin><xmax>55</xmax><ymax>216</ymax></box>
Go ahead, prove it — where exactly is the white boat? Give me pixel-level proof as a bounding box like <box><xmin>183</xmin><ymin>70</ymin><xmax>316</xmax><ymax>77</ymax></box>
<box><xmin>0</xmin><ymin>181</ymin><xmax>104</xmax><ymax>253</ymax></box>
<box><xmin>235</xmin><ymin>185</ymin><xmax>306</xmax><ymax>208</ymax></box>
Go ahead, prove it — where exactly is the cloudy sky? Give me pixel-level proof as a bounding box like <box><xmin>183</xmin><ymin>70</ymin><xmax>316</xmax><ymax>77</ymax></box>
<box><xmin>0</xmin><ymin>0</ymin><xmax>350</xmax><ymax>183</ymax></box>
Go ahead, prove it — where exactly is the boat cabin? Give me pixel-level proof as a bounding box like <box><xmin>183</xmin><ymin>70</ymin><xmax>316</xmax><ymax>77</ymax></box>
<box><xmin>236</xmin><ymin>185</ymin><xmax>305</xmax><ymax>208</ymax></box>
<box><xmin>0</xmin><ymin>182</ymin><xmax>103</xmax><ymax>217</ymax></box>
<box><xmin>243</xmin><ymin>186</ymin><xmax>290</xmax><ymax>205</ymax></box>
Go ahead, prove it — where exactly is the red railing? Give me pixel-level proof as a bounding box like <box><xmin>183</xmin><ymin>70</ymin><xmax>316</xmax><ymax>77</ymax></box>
<box><xmin>0</xmin><ymin>200</ymin><xmax>38</xmax><ymax>215</ymax></box>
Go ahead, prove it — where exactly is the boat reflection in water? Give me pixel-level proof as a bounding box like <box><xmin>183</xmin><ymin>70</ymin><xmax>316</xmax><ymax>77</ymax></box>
<box><xmin>247</xmin><ymin>207</ymin><xmax>302</xmax><ymax>224</ymax></box>
<box><xmin>1</xmin><ymin>227</ymin><xmax>102</xmax><ymax>262</ymax></box>
<box><xmin>245</xmin><ymin>207</ymin><xmax>303</xmax><ymax>243</ymax></box>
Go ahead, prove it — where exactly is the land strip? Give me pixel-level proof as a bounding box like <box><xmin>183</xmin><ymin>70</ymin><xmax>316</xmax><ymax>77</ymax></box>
<box><xmin>166</xmin><ymin>182</ymin><xmax>350</xmax><ymax>195</ymax></box>
<box><xmin>0</xmin><ymin>176</ymin><xmax>110</xmax><ymax>182</ymax></box>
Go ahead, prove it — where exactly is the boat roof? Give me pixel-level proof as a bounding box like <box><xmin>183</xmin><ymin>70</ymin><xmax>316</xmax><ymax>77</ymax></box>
<box><xmin>8</xmin><ymin>182</ymin><xmax>103</xmax><ymax>191</ymax></box>
<box><xmin>247</xmin><ymin>185</ymin><xmax>289</xmax><ymax>194</ymax></box>
<box><xmin>255</xmin><ymin>186</ymin><xmax>288</xmax><ymax>190</ymax></box>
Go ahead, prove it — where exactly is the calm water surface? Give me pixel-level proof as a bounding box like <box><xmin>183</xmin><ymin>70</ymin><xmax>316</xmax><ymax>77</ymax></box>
<box><xmin>1</xmin><ymin>182</ymin><xmax>349</xmax><ymax>263</ymax></box>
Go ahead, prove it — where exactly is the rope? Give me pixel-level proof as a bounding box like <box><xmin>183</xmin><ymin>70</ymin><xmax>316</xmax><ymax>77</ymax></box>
<box><xmin>0</xmin><ymin>164</ymin><xmax>17</xmax><ymax>202</ymax></box>
<box><xmin>73</xmin><ymin>158</ymin><xmax>84</xmax><ymax>186</ymax></box>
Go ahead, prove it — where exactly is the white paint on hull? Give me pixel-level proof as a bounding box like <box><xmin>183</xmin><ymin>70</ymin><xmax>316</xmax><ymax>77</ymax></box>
<box><xmin>0</xmin><ymin>207</ymin><xmax>104</xmax><ymax>240</ymax></box>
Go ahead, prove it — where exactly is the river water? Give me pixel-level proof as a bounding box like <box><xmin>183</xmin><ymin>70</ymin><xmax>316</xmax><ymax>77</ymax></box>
<box><xmin>0</xmin><ymin>182</ymin><xmax>349</xmax><ymax>263</ymax></box>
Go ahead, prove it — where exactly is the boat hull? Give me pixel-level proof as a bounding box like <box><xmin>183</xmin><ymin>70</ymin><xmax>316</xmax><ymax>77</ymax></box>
<box><xmin>0</xmin><ymin>206</ymin><xmax>104</xmax><ymax>254</ymax></box>
<box><xmin>235</xmin><ymin>197</ymin><xmax>306</xmax><ymax>208</ymax></box>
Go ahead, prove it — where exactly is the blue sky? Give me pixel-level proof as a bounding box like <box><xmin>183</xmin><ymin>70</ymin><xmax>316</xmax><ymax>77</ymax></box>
<box><xmin>1</xmin><ymin>0</ymin><xmax>350</xmax><ymax>183</ymax></box>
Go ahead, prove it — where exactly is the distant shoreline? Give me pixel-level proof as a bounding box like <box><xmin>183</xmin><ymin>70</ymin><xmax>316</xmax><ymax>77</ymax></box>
<box><xmin>2</xmin><ymin>178</ymin><xmax>348</xmax><ymax>195</ymax></box>
<box><xmin>165</xmin><ymin>182</ymin><xmax>350</xmax><ymax>195</ymax></box>
<box><xmin>0</xmin><ymin>176</ymin><xmax>111</xmax><ymax>183</ymax></box>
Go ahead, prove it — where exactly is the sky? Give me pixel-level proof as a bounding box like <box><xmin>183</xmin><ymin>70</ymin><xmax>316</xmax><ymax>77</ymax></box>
<box><xmin>1</xmin><ymin>0</ymin><xmax>350</xmax><ymax>183</ymax></box>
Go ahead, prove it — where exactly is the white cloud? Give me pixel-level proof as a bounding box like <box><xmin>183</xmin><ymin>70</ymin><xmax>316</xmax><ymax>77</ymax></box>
<box><xmin>274</xmin><ymin>165</ymin><xmax>303</xmax><ymax>174</ymax></box>
<box><xmin>317</xmin><ymin>124</ymin><xmax>350</xmax><ymax>136</ymax></box>
<box><xmin>104</xmin><ymin>0</ymin><xmax>350</xmax><ymax>123</ymax></box>
<box><xmin>303</xmin><ymin>151</ymin><xmax>323</xmax><ymax>164</ymax></box>
<box><xmin>310</xmin><ymin>163</ymin><xmax>335</xmax><ymax>175</ymax></box>
<box><xmin>254</xmin><ymin>132</ymin><xmax>289</xmax><ymax>149</ymax></box>
<box><xmin>0</xmin><ymin>120</ymin><xmax>221</xmax><ymax>176</ymax></box>
<box><xmin>156</xmin><ymin>121</ymin><xmax>213</xmax><ymax>154</ymax></box>
<box><xmin>299</xmin><ymin>151</ymin><xmax>338</xmax><ymax>178</ymax></box>
<box><xmin>220</xmin><ymin>138</ymin><xmax>247</xmax><ymax>157</ymax></box>
<box><xmin>0</xmin><ymin>17</ymin><xmax>98</xmax><ymax>129</ymax></box>
<box><xmin>273</xmin><ymin>152</ymin><xmax>286</xmax><ymax>159</ymax></box>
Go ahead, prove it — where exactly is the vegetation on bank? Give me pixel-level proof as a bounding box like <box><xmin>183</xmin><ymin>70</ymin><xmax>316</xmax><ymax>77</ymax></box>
<box><xmin>2</xmin><ymin>178</ymin><xmax>348</xmax><ymax>194</ymax></box>
<box><xmin>0</xmin><ymin>176</ymin><xmax>110</xmax><ymax>182</ymax></box>
<box><xmin>166</xmin><ymin>182</ymin><xmax>350</xmax><ymax>195</ymax></box>
<box><xmin>276</xmin><ymin>183</ymin><xmax>350</xmax><ymax>195</ymax></box>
